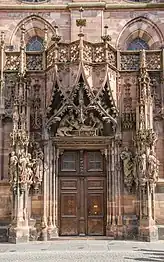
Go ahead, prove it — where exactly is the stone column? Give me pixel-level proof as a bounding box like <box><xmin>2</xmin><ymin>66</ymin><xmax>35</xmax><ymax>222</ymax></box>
<box><xmin>115</xmin><ymin>138</ymin><xmax>123</xmax><ymax>239</ymax></box>
<box><xmin>106</xmin><ymin>140</ymin><xmax>118</xmax><ymax>238</ymax></box>
<box><xmin>139</xmin><ymin>181</ymin><xmax>158</xmax><ymax>241</ymax></box>
<box><xmin>40</xmin><ymin>140</ymin><xmax>48</xmax><ymax>241</ymax></box>
<box><xmin>135</xmin><ymin>50</ymin><xmax>159</xmax><ymax>241</ymax></box>
<box><xmin>106</xmin><ymin>144</ymin><xmax>112</xmax><ymax>235</ymax></box>
<box><xmin>0</xmin><ymin>116</ymin><xmax>3</xmax><ymax>180</ymax></box>
<box><xmin>47</xmin><ymin>141</ymin><xmax>58</xmax><ymax>239</ymax></box>
<box><xmin>52</xmin><ymin>143</ymin><xmax>58</xmax><ymax>237</ymax></box>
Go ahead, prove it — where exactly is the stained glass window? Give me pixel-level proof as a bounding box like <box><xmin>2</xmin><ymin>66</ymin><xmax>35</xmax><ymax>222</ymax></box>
<box><xmin>26</xmin><ymin>36</ymin><xmax>43</xmax><ymax>51</ymax></box>
<box><xmin>127</xmin><ymin>38</ymin><xmax>149</xmax><ymax>50</ymax></box>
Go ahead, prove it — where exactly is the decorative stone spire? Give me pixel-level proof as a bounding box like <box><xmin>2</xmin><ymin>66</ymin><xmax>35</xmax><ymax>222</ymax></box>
<box><xmin>76</xmin><ymin>7</ymin><xmax>86</xmax><ymax>61</ymax></box>
<box><xmin>20</xmin><ymin>23</ymin><xmax>26</xmax><ymax>75</ymax></box>
<box><xmin>135</xmin><ymin>49</ymin><xmax>159</xmax><ymax>241</ymax></box>
<box><xmin>0</xmin><ymin>31</ymin><xmax>5</xmax><ymax>114</ymax></box>
<box><xmin>101</xmin><ymin>25</ymin><xmax>112</xmax><ymax>63</ymax></box>
<box><xmin>43</xmin><ymin>24</ymin><xmax>48</xmax><ymax>50</ymax></box>
<box><xmin>76</xmin><ymin>7</ymin><xmax>86</xmax><ymax>37</ymax></box>
<box><xmin>51</xmin><ymin>25</ymin><xmax>61</xmax><ymax>63</ymax></box>
<box><xmin>101</xmin><ymin>25</ymin><xmax>112</xmax><ymax>43</ymax></box>
<box><xmin>137</xmin><ymin>49</ymin><xmax>152</xmax><ymax>131</ymax></box>
<box><xmin>138</xmin><ymin>49</ymin><xmax>151</xmax><ymax>102</ymax></box>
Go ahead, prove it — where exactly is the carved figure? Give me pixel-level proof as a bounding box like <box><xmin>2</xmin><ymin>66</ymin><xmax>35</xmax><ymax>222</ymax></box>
<box><xmin>9</xmin><ymin>151</ymin><xmax>18</xmax><ymax>187</ymax></box>
<box><xmin>56</xmin><ymin>111</ymin><xmax>79</xmax><ymax>136</ymax></box>
<box><xmin>137</xmin><ymin>152</ymin><xmax>147</xmax><ymax>187</ymax></box>
<box><xmin>147</xmin><ymin>151</ymin><xmax>159</xmax><ymax>184</ymax></box>
<box><xmin>138</xmin><ymin>152</ymin><xmax>147</xmax><ymax>177</ymax></box>
<box><xmin>120</xmin><ymin>147</ymin><xmax>135</xmax><ymax>192</ymax></box>
<box><xmin>13</xmin><ymin>108</ymin><xmax>19</xmax><ymax>131</ymax></box>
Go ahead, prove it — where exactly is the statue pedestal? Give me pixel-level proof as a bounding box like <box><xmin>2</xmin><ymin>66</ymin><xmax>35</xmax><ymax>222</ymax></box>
<box><xmin>47</xmin><ymin>225</ymin><xmax>58</xmax><ymax>240</ymax></box>
<box><xmin>139</xmin><ymin>218</ymin><xmax>158</xmax><ymax>242</ymax></box>
<box><xmin>106</xmin><ymin>223</ymin><xmax>117</xmax><ymax>238</ymax></box>
<box><xmin>29</xmin><ymin>219</ymin><xmax>37</xmax><ymax>241</ymax></box>
<box><xmin>8</xmin><ymin>220</ymin><xmax>29</xmax><ymax>243</ymax></box>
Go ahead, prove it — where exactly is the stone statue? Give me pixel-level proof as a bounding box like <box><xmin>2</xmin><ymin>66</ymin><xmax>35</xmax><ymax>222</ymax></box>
<box><xmin>56</xmin><ymin>110</ymin><xmax>103</xmax><ymax>137</ymax></box>
<box><xmin>56</xmin><ymin>111</ymin><xmax>79</xmax><ymax>136</ymax></box>
<box><xmin>120</xmin><ymin>147</ymin><xmax>135</xmax><ymax>192</ymax></box>
<box><xmin>87</xmin><ymin>112</ymin><xmax>103</xmax><ymax>134</ymax></box>
<box><xmin>9</xmin><ymin>151</ymin><xmax>18</xmax><ymax>190</ymax></box>
<box><xmin>147</xmin><ymin>151</ymin><xmax>159</xmax><ymax>184</ymax></box>
<box><xmin>13</xmin><ymin>108</ymin><xmax>19</xmax><ymax>131</ymax></box>
<box><xmin>137</xmin><ymin>152</ymin><xmax>147</xmax><ymax>188</ymax></box>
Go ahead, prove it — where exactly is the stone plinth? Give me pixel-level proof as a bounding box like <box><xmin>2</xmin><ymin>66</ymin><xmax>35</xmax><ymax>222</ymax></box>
<box><xmin>8</xmin><ymin>221</ymin><xmax>29</xmax><ymax>243</ymax></box>
<box><xmin>139</xmin><ymin>218</ymin><xmax>158</xmax><ymax>242</ymax></box>
<box><xmin>47</xmin><ymin>225</ymin><xmax>58</xmax><ymax>240</ymax></box>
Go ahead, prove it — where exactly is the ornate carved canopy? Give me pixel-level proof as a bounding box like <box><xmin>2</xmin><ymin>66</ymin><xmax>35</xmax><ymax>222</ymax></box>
<box><xmin>46</xmin><ymin>63</ymin><xmax>118</xmax><ymax>137</ymax></box>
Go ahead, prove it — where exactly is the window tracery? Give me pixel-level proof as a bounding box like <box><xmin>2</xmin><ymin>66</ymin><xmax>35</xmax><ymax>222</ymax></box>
<box><xmin>127</xmin><ymin>38</ymin><xmax>149</xmax><ymax>50</ymax></box>
<box><xmin>26</xmin><ymin>36</ymin><xmax>43</xmax><ymax>51</ymax></box>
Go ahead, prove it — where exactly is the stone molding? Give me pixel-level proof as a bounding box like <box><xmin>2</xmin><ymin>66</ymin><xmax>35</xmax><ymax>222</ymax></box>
<box><xmin>0</xmin><ymin>3</ymin><xmax>163</xmax><ymax>11</ymax></box>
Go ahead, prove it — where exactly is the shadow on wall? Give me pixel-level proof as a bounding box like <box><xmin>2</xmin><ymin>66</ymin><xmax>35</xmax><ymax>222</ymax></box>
<box><xmin>125</xmin><ymin>249</ymin><xmax>164</xmax><ymax>261</ymax></box>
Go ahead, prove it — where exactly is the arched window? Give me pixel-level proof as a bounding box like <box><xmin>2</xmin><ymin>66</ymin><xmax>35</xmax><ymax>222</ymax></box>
<box><xmin>26</xmin><ymin>36</ymin><xmax>43</xmax><ymax>51</ymax></box>
<box><xmin>127</xmin><ymin>38</ymin><xmax>149</xmax><ymax>50</ymax></box>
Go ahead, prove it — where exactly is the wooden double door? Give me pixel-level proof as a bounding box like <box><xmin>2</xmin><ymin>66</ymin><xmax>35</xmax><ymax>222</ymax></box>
<box><xmin>58</xmin><ymin>150</ymin><xmax>106</xmax><ymax>236</ymax></box>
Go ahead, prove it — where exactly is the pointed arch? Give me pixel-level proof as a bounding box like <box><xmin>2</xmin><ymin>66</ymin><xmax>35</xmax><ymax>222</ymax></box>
<box><xmin>116</xmin><ymin>16</ymin><xmax>164</xmax><ymax>50</ymax></box>
<box><xmin>10</xmin><ymin>15</ymin><xmax>58</xmax><ymax>49</ymax></box>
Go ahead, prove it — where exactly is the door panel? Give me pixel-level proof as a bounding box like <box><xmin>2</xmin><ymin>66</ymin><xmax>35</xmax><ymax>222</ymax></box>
<box><xmin>59</xmin><ymin>178</ymin><xmax>79</xmax><ymax>236</ymax></box>
<box><xmin>87</xmin><ymin>178</ymin><xmax>105</xmax><ymax>235</ymax></box>
<box><xmin>88</xmin><ymin>218</ymin><xmax>104</xmax><ymax>235</ymax></box>
<box><xmin>59</xmin><ymin>151</ymin><xmax>106</xmax><ymax>236</ymax></box>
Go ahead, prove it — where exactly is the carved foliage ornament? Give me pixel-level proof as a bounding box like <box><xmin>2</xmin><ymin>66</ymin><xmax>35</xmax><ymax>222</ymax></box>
<box><xmin>121</xmin><ymin>54</ymin><xmax>140</xmax><ymax>71</ymax></box>
<box><xmin>135</xmin><ymin>129</ymin><xmax>157</xmax><ymax>150</ymax></box>
<box><xmin>26</xmin><ymin>54</ymin><xmax>43</xmax><ymax>71</ymax></box>
<box><xmin>5</xmin><ymin>54</ymin><xmax>20</xmax><ymax>71</ymax></box>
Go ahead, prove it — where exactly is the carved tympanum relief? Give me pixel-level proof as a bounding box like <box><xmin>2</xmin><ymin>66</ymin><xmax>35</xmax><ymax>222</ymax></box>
<box><xmin>47</xmin><ymin>77</ymin><xmax>118</xmax><ymax>137</ymax></box>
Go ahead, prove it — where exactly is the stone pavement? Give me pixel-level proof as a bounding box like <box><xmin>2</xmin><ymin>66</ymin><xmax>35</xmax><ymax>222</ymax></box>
<box><xmin>0</xmin><ymin>240</ymin><xmax>164</xmax><ymax>262</ymax></box>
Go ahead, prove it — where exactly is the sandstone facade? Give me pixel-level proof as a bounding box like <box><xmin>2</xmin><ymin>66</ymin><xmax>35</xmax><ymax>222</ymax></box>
<box><xmin>0</xmin><ymin>0</ymin><xmax>164</xmax><ymax>242</ymax></box>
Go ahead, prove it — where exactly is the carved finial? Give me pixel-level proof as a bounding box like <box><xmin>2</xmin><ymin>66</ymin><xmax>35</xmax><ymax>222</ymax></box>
<box><xmin>51</xmin><ymin>25</ymin><xmax>61</xmax><ymax>43</ymax></box>
<box><xmin>101</xmin><ymin>25</ymin><xmax>112</xmax><ymax>42</ymax></box>
<box><xmin>104</xmin><ymin>25</ymin><xmax>108</xmax><ymax>36</ymax></box>
<box><xmin>140</xmin><ymin>49</ymin><xmax>146</xmax><ymax>69</ymax></box>
<box><xmin>43</xmin><ymin>24</ymin><xmax>48</xmax><ymax>50</ymax></box>
<box><xmin>76</xmin><ymin>7</ymin><xmax>86</xmax><ymax>36</ymax></box>
<box><xmin>20</xmin><ymin>23</ymin><xmax>25</xmax><ymax>49</ymax></box>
